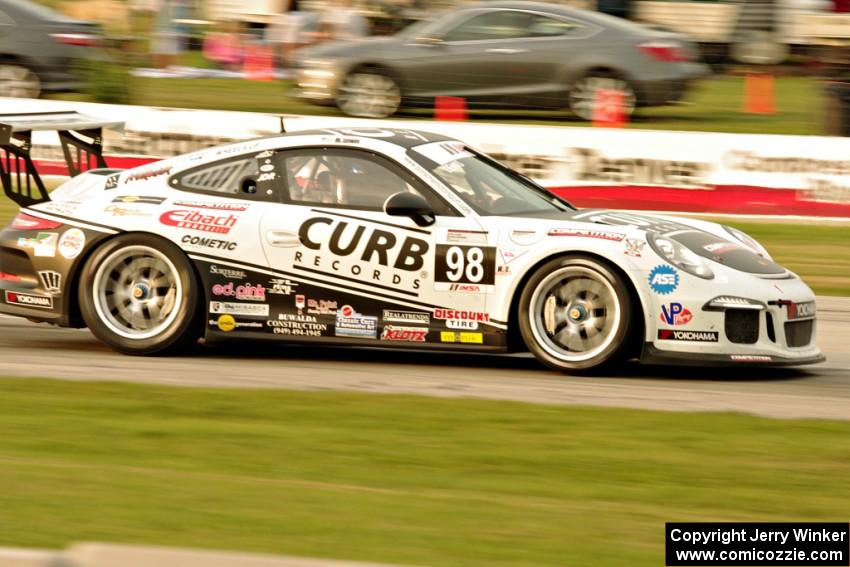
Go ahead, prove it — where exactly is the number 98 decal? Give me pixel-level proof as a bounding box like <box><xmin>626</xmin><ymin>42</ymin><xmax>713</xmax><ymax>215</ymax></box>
<box><xmin>435</xmin><ymin>245</ymin><xmax>496</xmax><ymax>285</ymax></box>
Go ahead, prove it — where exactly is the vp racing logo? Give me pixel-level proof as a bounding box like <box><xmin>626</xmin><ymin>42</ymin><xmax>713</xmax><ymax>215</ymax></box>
<box><xmin>649</xmin><ymin>265</ymin><xmax>679</xmax><ymax>295</ymax></box>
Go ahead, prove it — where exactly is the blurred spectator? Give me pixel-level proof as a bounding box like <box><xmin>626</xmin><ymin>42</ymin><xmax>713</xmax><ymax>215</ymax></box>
<box><xmin>151</xmin><ymin>0</ymin><xmax>187</xmax><ymax>68</ymax></box>
<box><xmin>203</xmin><ymin>22</ymin><xmax>245</xmax><ymax>70</ymax></box>
<box><xmin>267</xmin><ymin>0</ymin><xmax>321</xmax><ymax>69</ymax></box>
<box><xmin>320</xmin><ymin>0</ymin><xmax>369</xmax><ymax>41</ymax></box>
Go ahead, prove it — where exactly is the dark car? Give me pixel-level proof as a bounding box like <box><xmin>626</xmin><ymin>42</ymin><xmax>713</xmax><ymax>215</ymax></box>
<box><xmin>294</xmin><ymin>1</ymin><xmax>710</xmax><ymax>119</ymax></box>
<box><xmin>0</xmin><ymin>0</ymin><xmax>100</xmax><ymax>98</ymax></box>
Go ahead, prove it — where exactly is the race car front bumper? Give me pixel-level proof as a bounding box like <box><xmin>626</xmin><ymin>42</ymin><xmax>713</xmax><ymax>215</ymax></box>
<box><xmin>641</xmin><ymin>344</ymin><xmax>825</xmax><ymax>367</ymax></box>
<box><xmin>641</xmin><ymin>268</ymin><xmax>824</xmax><ymax>368</ymax></box>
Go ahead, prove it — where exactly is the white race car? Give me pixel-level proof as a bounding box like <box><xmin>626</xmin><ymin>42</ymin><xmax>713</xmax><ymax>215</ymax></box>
<box><xmin>0</xmin><ymin>115</ymin><xmax>824</xmax><ymax>372</ymax></box>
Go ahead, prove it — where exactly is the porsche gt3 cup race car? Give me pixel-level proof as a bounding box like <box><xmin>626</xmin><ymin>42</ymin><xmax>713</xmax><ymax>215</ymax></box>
<box><xmin>0</xmin><ymin>112</ymin><xmax>824</xmax><ymax>372</ymax></box>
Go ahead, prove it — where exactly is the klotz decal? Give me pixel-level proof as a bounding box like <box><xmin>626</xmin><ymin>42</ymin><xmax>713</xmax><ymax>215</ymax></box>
<box><xmin>648</xmin><ymin>265</ymin><xmax>679</xmax><ymax>295</ymax></box>
<box><xmin>660</xmin><ymin>302</ymin><xmax>692</xmax><ymax>326</ymax></box>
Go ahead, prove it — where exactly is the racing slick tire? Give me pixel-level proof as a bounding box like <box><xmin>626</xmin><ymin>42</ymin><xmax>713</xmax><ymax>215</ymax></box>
<box><xmin>78</xmin><ymin>233</ymin><xmax>202</xmax><ymax>355</ymax></box>
<box><xmin>337</xmin><ymin>68</ymin><xmax>402</xmax><ymax>118</ymax></box>
<box><xmin>519</xmin><ymin>256</ymin><xmax>634</xmax><ymax>373</ymax></box>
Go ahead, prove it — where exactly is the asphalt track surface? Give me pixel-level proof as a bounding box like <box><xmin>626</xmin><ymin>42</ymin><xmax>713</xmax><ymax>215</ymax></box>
<box><xmin>0</xmin><ymin>297</ymin><xmax>848</xmax><ymax>420</ymax></box>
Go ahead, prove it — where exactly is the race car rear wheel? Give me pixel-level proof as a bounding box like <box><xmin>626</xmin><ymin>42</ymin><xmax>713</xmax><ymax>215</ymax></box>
<box><xmin>519</xmin><ymin>256</ymin><xmax>633</xmax><ymax>373</ymax></box>
<box><xmin>79</xmin><ymin>234</ymin><xmax>201</xmax><ymax>355</ymax></box>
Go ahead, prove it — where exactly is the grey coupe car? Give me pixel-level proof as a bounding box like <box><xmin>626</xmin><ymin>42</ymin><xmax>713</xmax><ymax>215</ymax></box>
<box><xmin>0</xmin><ymin>0</ymin><xmax>100</xmax><ymax>98</ymax></box>
<box><xmin>294</xmin><ymin>1</ymin><xmax>710</xmax><ymax>119</ymax></box>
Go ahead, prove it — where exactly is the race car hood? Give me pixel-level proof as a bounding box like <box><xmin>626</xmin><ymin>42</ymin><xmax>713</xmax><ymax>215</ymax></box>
<box><xmin>509</xmin><ymin>208</ymin><xmax>787</xmax><ymax>276</ymax></box>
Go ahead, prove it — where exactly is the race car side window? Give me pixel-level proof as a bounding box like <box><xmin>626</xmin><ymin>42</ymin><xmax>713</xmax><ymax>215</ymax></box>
<box><xmin>274</xmin><ymin>147</ymin><xmax>457</xmax><ymax>216</ymax></box>
<box><xmin>168</xmin><ymin>154</ymin><xmax>283</xmax><ymax>202</ymax></box>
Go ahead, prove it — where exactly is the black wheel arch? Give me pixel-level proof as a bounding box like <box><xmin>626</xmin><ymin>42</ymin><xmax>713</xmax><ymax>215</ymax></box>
<box><xmin>67</xmin><ymin>231</ymin><xmax>206</xmax><ymax>329</ymax></box>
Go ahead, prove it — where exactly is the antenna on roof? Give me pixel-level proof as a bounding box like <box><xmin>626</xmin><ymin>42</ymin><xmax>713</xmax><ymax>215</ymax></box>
<box><xmin>280</xmin><ymin>116</ymin><xmax>286</xmax><ymax>133</ymax></box>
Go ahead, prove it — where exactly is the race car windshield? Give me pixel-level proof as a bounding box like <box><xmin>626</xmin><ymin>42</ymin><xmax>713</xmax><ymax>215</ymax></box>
<box><xmin>410</xmin><ymin>142</ymin><xmax>574</xmax><ymax>216</ymax></box>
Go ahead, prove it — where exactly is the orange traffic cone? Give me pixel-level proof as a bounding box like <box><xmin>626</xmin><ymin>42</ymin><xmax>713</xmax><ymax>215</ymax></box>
<box><xmin>243</xmin><ymin>44</ymin><xmax>275</xmax><ymax>81</ymax></box>
<box><xmin>742</xmin><ymin>73</ymin><xmax>775</xmax><ymax>114</ymax></box>
<box><xmin>592</xmin><ymin>88</ymin><xmax>626</xmax><ymax>127</ymax></box>
<box><xmin>434</xmin><ymin>96</ymin><xmax>468</xmax><ymax>121</ymax></box>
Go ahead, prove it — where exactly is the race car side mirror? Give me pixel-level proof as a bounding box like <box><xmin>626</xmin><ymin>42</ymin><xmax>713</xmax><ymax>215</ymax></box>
<box><xmin>384</xmin><ymin>192</ymin><xmax>436</xmax><ymax>227</ymax></box>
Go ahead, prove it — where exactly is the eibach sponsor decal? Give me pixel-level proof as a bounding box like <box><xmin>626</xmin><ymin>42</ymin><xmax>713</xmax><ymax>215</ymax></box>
<box><xmin>160</xmin><ymin>210</ymin><xmax>239</xmax><ymax>234</ymax></box>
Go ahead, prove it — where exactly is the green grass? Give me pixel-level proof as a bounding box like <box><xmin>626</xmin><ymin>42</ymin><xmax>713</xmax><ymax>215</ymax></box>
<box><xmin>0</xmin><ymin>378</ymin><xmax>848</xmax><ymax>566</ymax></box>
<box><xmin>48</xmin><ymin>72</ymin><xmax>825</xmax><ymax>135</ymax></box>
<box><xmin>720</xmin><ymin>219</ymin><xmax>850</xmax><ymax>297</ymax></box>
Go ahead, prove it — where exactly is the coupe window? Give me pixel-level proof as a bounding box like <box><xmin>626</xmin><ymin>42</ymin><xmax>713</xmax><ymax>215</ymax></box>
<box><xmin>411</xmin><ymin>142</ymin><xmax>573</xmax><ymax>216</ymax></box>
<box><xmin>276</xmin><ymin>148</ymin><xmax>455</xmax><ymax>214</ymax></box>
<box><xmin>443</xmin><ymin>10</ymin><xmax>576</xmax><ymax>42</ymax></box>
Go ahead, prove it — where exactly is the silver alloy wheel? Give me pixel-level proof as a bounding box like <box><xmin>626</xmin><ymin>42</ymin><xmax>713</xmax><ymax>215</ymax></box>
<box><xmin>528</xmin><ymin>266</ymin><xmax>622</xmax><ymax>362</ymax></box>
<box><xmin>568</xmin><ymin>76</ymin><xmax>635</xmax><ymax>121</ymax></box>
<box><xmin>337</xmin><ymin>72</ymin><xmax>401</xmax><ymax>118</ymax></box>
<box><xmin>0</xmin><ymin>64</ymin><xmax>41</xmax><ymax>98</ymax></box>
<box><xmin>92</xmin><ymin>245</ymin><xmax>182</xmax><ymax>340</ymax></box>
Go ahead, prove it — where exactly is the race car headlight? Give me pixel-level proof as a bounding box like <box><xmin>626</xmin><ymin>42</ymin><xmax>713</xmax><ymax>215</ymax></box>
<box><xmin>723</xmin><ymin>226</ymin><xmax>772</xmax><ymax>260</ymax></box>
<box><xmin>648</xmin><ymin>233</ymin><xmax>714</xmax><ymax>279</ymax></box>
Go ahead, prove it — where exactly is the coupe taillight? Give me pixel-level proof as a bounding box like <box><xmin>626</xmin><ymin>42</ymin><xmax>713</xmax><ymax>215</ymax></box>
<box><xmin>638</xmin><ymin>41</ymin><xmax>690</xmax><ymax>62</ymax></box>
<box><xmin>49</xmin><ymin>33</ymin><xmax>99</xmax><ymax>47</ymax></box>
<box><xmin>11</xmin><ymin>213</ymin><xmax>63</xmax><ymax>231</ymax></box>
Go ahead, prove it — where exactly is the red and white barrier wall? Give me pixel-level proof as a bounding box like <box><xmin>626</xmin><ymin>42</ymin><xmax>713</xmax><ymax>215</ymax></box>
<box><xmin>4</xmin><ymin>97</ymin><xmax>850</xmax><ymax>218</ymax></box>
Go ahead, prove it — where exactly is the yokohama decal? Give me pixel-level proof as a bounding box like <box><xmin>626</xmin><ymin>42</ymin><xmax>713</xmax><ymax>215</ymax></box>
<box><xmin>657</xmin><ymin>329</ymin><xmax>718</xmax><ymax>342</ymax></box>
<box><xmin>5</xmin><ymin>290</ymin><xmax>53</xmax><ymax>309</ymax></box>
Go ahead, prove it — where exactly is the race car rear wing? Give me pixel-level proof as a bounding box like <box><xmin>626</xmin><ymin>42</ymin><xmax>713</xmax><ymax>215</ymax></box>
<box><xmin>0</xmin><ymin>111</ymin><xmax>124</xmax><ymax>207</ymax></box>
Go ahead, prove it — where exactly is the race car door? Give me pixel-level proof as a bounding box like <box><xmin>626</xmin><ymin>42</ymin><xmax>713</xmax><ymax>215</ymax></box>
<box><xmin>258</xmin><ymin>146</ymin><xmax>498</xmax><ymax>347</ymax></box>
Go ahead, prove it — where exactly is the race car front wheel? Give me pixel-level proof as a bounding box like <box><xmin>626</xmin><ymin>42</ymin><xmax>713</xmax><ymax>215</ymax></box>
<box><xmin>519</xmin><ymin>256</ymin><xmax>633</xmax><ymax>373</ymax></box>
<box><xmin>79</xmin><ymin>234</ymin><xmax>201</xmax><ymax>355</ymax></box>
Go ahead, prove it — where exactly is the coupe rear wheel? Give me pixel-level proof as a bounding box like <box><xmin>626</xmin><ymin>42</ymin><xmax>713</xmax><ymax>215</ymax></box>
<box><xmin>0</xmin><ymin>63</ymin><xmax>41</xmax><ymax>98</ymax></box>
<box><xmin>79</xmin><ymin>234</ymin><xmax>201</xmax><ymax>355</ymax></box>
<box><xmin>568</xmin><ymin>74</ymin><xmax>636</xmax><ymax>121</ymax></box>
<box><xmin>519</xmin><ymin>256</ymin><xmax>633</xmax><ymax>373</ymax></box>
<box><xmin>337</xmin><ymin>70</ymin><xmax>401</xmax><ymax>118</ymax></box>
